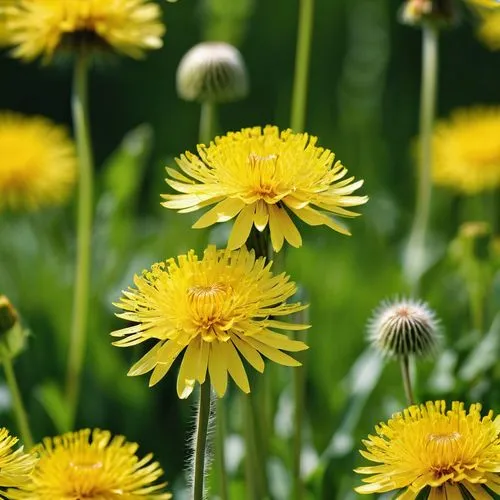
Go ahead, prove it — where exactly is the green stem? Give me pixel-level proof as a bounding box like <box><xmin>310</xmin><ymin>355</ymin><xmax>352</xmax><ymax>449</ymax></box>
<box><xmin>3</xmin><ymin>359</ymin><xmax>34</xmax><ymax>449</ymax></box>
<box><xmin>292</xmin><ymin>326</ymin><xmax>308</xmax><ymax>500</ymax></box>
<box><xmin>193</xmin><ymin>379</ymin><xmax>211</xmax><ymax>500</ymax></box>
<box><xmin>215</xmin><ymin>399</ymin><xmax>229</xmax><ymax>500</ymax></box>
<box><xmin>400</xmin><ymin>355</ymin><xmax>415</xmax><ymax>406</ymax></box>
<box><xmin>405</xmin><ymin>24</ymin><xmax>439</xmax><ymax>294</ymax></box>
<box><xmin>291</xmin><ymin>0</ymin><xmax>315</xmax><ymax>132</ymax></box>
<box><xmin>66</xmin><ymin>51</ymin><xmax>94</xmax><ymax>429</ymax></box>
<box><xmin>199</xmin><ymin>101</ymin><xmax>217</xmax><ymax>145</ymax></box>
<box><xmin>244</xmin><ymin>391</ymin><xmax>269</xmax><ymax>500</ymax></box>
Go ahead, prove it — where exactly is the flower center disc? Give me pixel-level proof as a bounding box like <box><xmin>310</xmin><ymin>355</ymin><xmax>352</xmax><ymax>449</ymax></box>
<box><xmin>187</xmin><ymin>283</ymin><xmax>231</xmax><ymax>322</ymax></box>
<box><xmin>247</xmin><ymin>152</ymin><xmax>280</xmax><ymax>197</ymax></box>
<box><xmin>426</xmin><ymin>432</ymin><xmax>462</xmax><ymax>473</ymax></box>
<box><xmin>69</xmin><ymin>460</ymin><xmax>103</xmax><ymax>470</ymax></box>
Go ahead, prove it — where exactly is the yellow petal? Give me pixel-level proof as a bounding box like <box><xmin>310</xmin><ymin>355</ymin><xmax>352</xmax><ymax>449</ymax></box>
<box><xmin>232</xmin><ymin>335</ymin><xmax>265</xmax><ymax>373</ymax></box>
<box><xmin>147</xmin><ymin>341</ymin><xmax>186</xmax><ymax>386</ymax></box>
<box><xmin>268</xmin><ymin>204</ymin><xmax>285</xmax><ymax>251</ymax></box>
<box><xmin>228</xmin><ymin>203</ymin><xmax>255</xmax><ymax>250</ymax></box>
<box><xmin>461</xmin><ymin>481</ymin><xmax>493</xmax><ymax>500</ymax></box>
<box><xmin>177</xmin><ymin>340</ymin><xmax>202</xmax><ymax>399</ymax></box>
<box><xmin>244</xmin><ymin>336</ymin><xmax>301</xmax><ymax>366</ymax></box>
<box><xmin>209</xmin><ymin>341</ymin><xmax>229</xmax><ymax>397</ymax></box>
<box><xmin>128</xmin><ymin>342</ymin><xmax>163</xmax><ymax>376</ymax></box>
<box><xmin>289</xmin><ymin>205</ymin><xmax>351</xmax><ymax>235</ymax></box>
<box><xmin>192</xmin><ymin>197</ymin><xmax>246</xmax><ymax>228</ymax></box>
<box><xmin>219</xmin><ymin>341</ymin><xmax>250</xmax><ymax>393</ymax></box>
<box><xmin>265</xmin><ymin>319</ymin><xmax>310</xmax><ymax>331</ymax></box>
<box><xmin>166</xmin><ymin>167</ymin><xmax>194</xmax><ymax>184</ymax></box>
<box><xmin>273</xmin><ymin>205</ymin><xmax>302</xmax><ymax>248</ymax></box>
<box><xmin>254</xmin><ymin>200</ymin><xmax>269</xmax><ymax>231</ymax></box>
<box><xmin>253</xmin><ymin>331</ymin><xmax>308</xmax><ymax>352</ymax></box>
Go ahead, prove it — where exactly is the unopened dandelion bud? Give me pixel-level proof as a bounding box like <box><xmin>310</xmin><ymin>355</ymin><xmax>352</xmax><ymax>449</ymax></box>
<box><xmin>399</xmin><ymin>0</ymin><xmax>457</xmax><ymax>27</ymax></box>
<box><xmin>0</xmin><ymin>296</ymin><xmax>28</xmax><ymax>361</ymax></box>
<box><xmin>0</xmin><ymin>295</ymin><xmax>18</xmax><ymax>335</ymax></box>
<box><xmin>176</xmin><ymin>42</ymin><xmax>249</xmax><ymax>103</ymax></box>
<box><xmin>368</xmin><ymin>298</ymin><xmax>440</xmax><ymax>358</ymax></box>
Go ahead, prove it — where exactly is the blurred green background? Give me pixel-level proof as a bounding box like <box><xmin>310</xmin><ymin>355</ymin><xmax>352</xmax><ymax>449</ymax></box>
<box><xmin>1</xmin><ymin>0</ymin><xmax>499</xmax><ymax>498</ymax></box>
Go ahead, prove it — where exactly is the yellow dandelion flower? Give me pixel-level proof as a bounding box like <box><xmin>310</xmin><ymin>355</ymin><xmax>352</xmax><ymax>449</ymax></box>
<box><xmin>432</xmin><ymin>107</ymin><xmax>500</xmax><ymax>194</ymax></box>
<box><xmin>0</xmin><ymin>111</ymin><xmax>76</xmax><ymax>211</ymax></box>
<box><xmin>161</xmin><ymin>126</ymin><xmax>367</xmax><ymax>252</ymax></box>
<box><xmin>5</xmin><ymin>0</ymin><xmax>165</xmax><ymax>62</ymax></box>
<box><xmin>112</xmin><ymin>245</ymin><xmax>309</xmax><ymax>398</ymax></box>
<box><xmin>8</xmin><ymin>429</ymin><xmax>171</xmax><ymax>499</ymax></box>
<box><xmin>0</xmin><ymin>428</ymin><xmax>37</xmax><ymax>498</ymax></box>
<box><xmin>355</xmin><ymin>401</ymin><xmax>500</xmax><ymax>499</ymax></box>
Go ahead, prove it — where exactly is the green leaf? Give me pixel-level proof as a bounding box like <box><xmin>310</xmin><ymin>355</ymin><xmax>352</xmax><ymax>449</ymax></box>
<box><xmin>36</xmin><ymin>381</ymin><xmax>71</xmax><ymax>434</ymax></box>
<box><xmin>459</xmin><ymin>313</ymin><xmax>500</xmax><ymax>382</ymax></box>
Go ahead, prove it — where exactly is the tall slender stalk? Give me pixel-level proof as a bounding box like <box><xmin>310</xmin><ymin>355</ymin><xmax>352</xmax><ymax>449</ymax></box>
<box><xmin>193</xmin><ymin>379</ymin><xmax>212</xmax><ymax>500</ymax></box>
<box><xmin>405</xmin><ymin>24</ymin><xmax>439</xmax><ymax>294</ymax></box>
<box><xmin>66</xmin><ymin>51</ymin><xmax>94</xmax><ymax>428</ymax></box>
<box><xmin>290</xmin><ymin>3</ymin><xmax>315</xmax><ymax>496</ymax></box>
<box><xmin>199</xmin><ymin>101</ymin><xmax>217</xmax><ymax>145</ymax></box>
<box><xmin>291</xmin><ymin>0</ymin><xmax>315</xmax><ymax>132</ymax></box>
<box><xmin>3</xmin><ymin>359</ymin><xmax>33</xmax><ymax>449</ymax></box>
<box><xmin>400</xmin><ymin>355</ymin><xmax>415</xmax><ymax>406</ymax></box>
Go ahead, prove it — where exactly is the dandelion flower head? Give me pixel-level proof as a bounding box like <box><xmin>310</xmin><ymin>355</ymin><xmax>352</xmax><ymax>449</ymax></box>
<box><xmin>162</xmin><ymin>126</ymin><xmax>367</xmax><ymax>252</ymax></box>
<box><xmin>355</xmin><ymin>401</ymin><xmax>500</xmax><ymax>499</ymax></box>
<box><xmin>0</xmin><ymin>111</ymin><xmax>76</xmax><ymax>211</ymax></box>
<box><xmin>368</xmin><ymin>297</ymin><xmax>439</xmax><ymax>359</ymax></box>
<box><xmin>112</xmin><ymin>245</ymin><xmax>309</xmax><ymax>398</ymax></box>
<box><xmin>5</xmin><ymin>0</ymin><xmax>165</xmax><ymax>61</ymax></box>
<box><xmin>432</xmin><ymin>107</ymin><xmax>500</xmax><ymax>194</ymax></box>
<box><xmin>8</xmin><ymin>429</ymin><xmax>171</xmax><ymax>499</ymax></box>
<box><xmin>0</xmin><ymin>428</ymin><xmax>36</xmax><ymax>498</ymax></box>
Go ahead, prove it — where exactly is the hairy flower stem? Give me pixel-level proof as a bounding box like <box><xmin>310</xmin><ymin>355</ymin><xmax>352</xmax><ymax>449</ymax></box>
<box><xmin>405</xmin><ymin>24</ymin><xmax>439</xmax><ymax>294</ymax></box>
<box><xmin>400</xmin><ymin>355</ymin><xmax>415</xmax><ymax>406</ymax></box>
<box><xmin>66</xmin><ymin>51</ymin><xmax>94</xmax><ymax>429</ymax></box>
<box><xmin>291</xmin><ymin>0</ymin><xmax>315</xmax><ymax>132</ymax></box>
<box><xmin>198</xmin><ymin>103</ymin><xmax>228</xmax><ymax>500</ymax></box>
<box><xmin>3</xmin><ymin>359</ymin><xmax>34</xmax><ymax>449</ymax></box>
<box><xmin>200</xmin><ymin>101</ymin><xmax>217</xmax><ymax>145</ymax></box>
<box><xmin>193</xmin><ymin>379</ymin><xmax>211</xmax><ymax>500</ymax></box>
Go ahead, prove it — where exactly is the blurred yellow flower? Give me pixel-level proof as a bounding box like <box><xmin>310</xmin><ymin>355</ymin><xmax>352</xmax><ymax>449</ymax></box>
<box><xmin>432</xmin><ymin>107</ymin><xmax>500</xmax><ymax>194</ymax></box>
<box><xmin>5</xmin><ymin>0</ymin><xmax>165</xmax><ymax>61</ymax></box>
<box><xmin>0</xmin><ymin>428</ymin><xmax>36</xmax><ymax>498</ymax></box>
<box><xmin>8</xmin><ymin>429</ymin><xmax>171</xmax><ymax>499</ymax></box>
<box><xmin>0</xmin><ymin>112</ymin><xmax>76</xmax><ymax>211</ymax></box>
<box><xmin>355</xmin><ymin>401</ymin><xmax>500</xmax><ymax>499</ymax></box>
<box><xmin>112</xmin><ymin>245</ymin><xmax>309</xmax><ymax>398</ymax></box>
<box><xmin>467</xmin><ymin>0</ymin><xmax>500</xmax><ymax>8</ymax></box>
<box><xmin>479</xmin><ymin>11</ymin><xmax>500</xmax><ymax>49</ymax></box>
<box><xmin>162</xmin><ymin>126</ymin><xmax>367</xmax><ymax>252</ymax></box>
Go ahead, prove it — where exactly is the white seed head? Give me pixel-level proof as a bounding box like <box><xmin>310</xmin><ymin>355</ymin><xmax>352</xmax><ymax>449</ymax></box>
<box><xmin>368</xmin><ymin>297</ymin><xmax>440</xmax><ymax>358</ymax></box>
<box><xmin>176</xmin><ymin>41</ymin><xmax>249</xmax><ymax>103</ymax></box>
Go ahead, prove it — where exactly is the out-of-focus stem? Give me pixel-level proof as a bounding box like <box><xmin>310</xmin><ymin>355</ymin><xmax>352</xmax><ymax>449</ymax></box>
<box><xmin>215</xmin><ymin>399</ymin><xmax>229</xmax><ymax>500</ymax></box>
<box><xmin>66</xmin><ymin>51</ymin><xmax>94</xmax><ymax>429</ymax></box>
<box><xmin>400</xmin><ymin>355</ymin><xmax>415</xmax><ymax>406</ymax></box>
<box><xmin>405</xmin><ymin>24</ymin><xmax>439</xmax><ymax>294</ymax></box>
<box><xmin>3</xmin><ymin>359</ymin><xmax>33</xmax><ymax>449</ymax></box>
<box><xmin>200</xmin><ymin>101</ymin><xmax>217</xmax><ymax>145</ymax></box>
<box><xmin>291</xmin><ymin>0</ymin><xmax>315</xmax><ymax>132</ymax></box>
